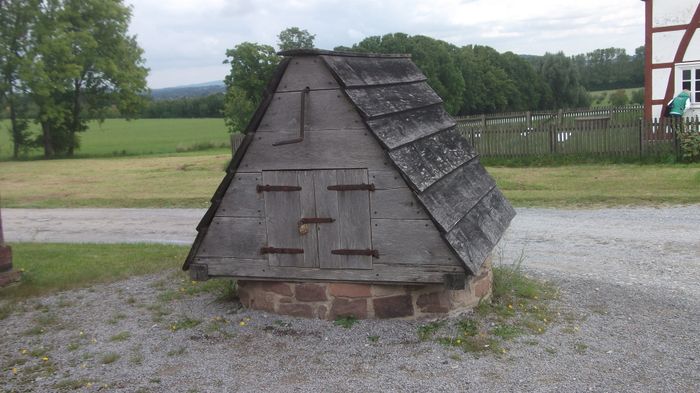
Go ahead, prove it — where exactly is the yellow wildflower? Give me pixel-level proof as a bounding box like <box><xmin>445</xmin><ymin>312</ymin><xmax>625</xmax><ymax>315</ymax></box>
<box><xmin>41</xmin><ymin>357</ymin><xmax>49</xmax><ymax>362</ymax></box>
<box><xmin>79</xmin><ymin>331</ymin><xmax>84</xmax><ymax>336</ymax></box>
<box><xmin>507</xmin><ymin>304</ymin><xmax>513</xmax><ymax>309</ymax></box>
<box><xmin>239</xmin><ymin>321</ymin><xmax>246</xmax><ymax>327</ymax></box>
<box><xmin>456</xmin><ymin>339</ymin><xmax>462</xmax><ymax>344</ymax></box>
<box><xmin>20</xmin><ymin>349</ymin><xmax>28</xmax><ymax>355</ymax></box>
<box><xmin>11</xmin><ymin>367</ymin><xmax>17</xmax><ymax>374</ymax></box>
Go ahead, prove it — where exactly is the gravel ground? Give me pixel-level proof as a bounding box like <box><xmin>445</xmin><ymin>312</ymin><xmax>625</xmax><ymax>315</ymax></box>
<box><xmin>1</xmin><ymin>206</ymin><xmax>699</xmax><ymax>392</ymax></box>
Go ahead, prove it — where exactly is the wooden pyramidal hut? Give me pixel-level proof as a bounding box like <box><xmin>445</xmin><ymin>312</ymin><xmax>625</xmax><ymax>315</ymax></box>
<box><xmin>183</xmin><ymin>49</ymin><xmax>515</xmax><ymax>319</ymax></box>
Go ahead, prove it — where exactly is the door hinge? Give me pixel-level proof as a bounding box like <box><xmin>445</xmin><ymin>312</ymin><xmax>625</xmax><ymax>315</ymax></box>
<box><xmin>261</xmin><ymin>247</ymin><xmax>304</xmax><ymax>255</ymax></box>
<box><xmin>327</xmin><ymin>183</ymin><xmax>375</xmax><ymax>191</ymax></box>
<box><xmin>298</xmin><ymin>217</ymin><xmax>335</xmax><ymax>224</ymax></box>
<box><xmin>257</xmin><ymin>185</ymin><xmax>302</xmax><ymax>193</ymax></box>
<box><xmin>331</xmin><ymin>249</ymin><xmax>379</xmax><ymax>258</ymax></box>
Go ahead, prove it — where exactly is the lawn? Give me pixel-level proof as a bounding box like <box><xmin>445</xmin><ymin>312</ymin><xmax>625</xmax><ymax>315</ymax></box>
<box><xmin>0</xmin><ymin>243</ymin><xmax>188</xmax><ymax>300</ymax></box>
<box><xmin>0</xmin><ymin>118</ymin><xmax>231</xmax><ymax>160</ymax></box>
<box><xmin>0</xmin><ymin>154</ymin><xmax>229</xmax><ymax>208</ymax></box>
<box><xmin>1</xmin><ymin>153</ymin><xmax>699</xmax><ymax>208</ymax></box>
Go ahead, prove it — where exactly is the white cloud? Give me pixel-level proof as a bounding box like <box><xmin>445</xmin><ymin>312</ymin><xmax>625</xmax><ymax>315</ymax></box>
<box><xmin>126</xmin><ymin>0</ymin><xmax>645</xmax><ymax>88</ymax></box>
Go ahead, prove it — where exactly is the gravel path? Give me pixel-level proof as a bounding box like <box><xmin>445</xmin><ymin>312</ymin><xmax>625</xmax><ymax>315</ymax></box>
<box><xmin>1</xmin><ymin>206</ymin><xmax>699</xmax><ymax>392</ymax></box>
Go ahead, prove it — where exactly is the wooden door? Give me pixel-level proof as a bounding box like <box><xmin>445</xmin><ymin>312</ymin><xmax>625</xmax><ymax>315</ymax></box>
<box><xmin>261</xmin><ymin>169</ymin><xmax>373</xmax><ymax>270</ymax></box>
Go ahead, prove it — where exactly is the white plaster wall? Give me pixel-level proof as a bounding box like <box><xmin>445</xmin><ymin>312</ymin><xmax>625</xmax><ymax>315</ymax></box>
<box><xmin>653</xmin><ymin>0</ymin><xmax>698</xmax><ymax>27</ymax></box>
<box><xmin>652</xmin><ymin>104</ymin><xmax>662</xmax><ymax>120</ymax></box>
<box><xmin>653</xmin><ymin>31</ymin><xmax>685</xmax><ymax>63</ymax></box>
<box><xmin>683</xmin><ymin>28</ymin><xmax>700</xmax><ymax>60</ymax></box>
<box><xmin>652</xmin><ymin>68</ymin><xmax>672</xmax><ymax>100</ymax></box>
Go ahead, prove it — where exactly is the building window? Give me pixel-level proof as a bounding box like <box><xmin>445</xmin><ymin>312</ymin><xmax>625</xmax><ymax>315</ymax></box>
<box><xmin>676</xmin><ymin>62</ymin><xmax>700</xmax><ymax>104</ymax></box>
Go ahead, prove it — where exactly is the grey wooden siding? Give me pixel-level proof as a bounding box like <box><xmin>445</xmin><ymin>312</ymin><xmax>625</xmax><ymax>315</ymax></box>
<box><xmin>187</xmin><ymin>50</ymin><xmax>514</xmax><ymax>282</ymax></box>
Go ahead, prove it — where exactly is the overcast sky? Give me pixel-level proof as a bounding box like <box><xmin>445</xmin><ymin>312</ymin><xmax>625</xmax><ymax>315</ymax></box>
<box><xmin>126</xmin><ymin>0</ymin><xmax>645</xmax><ymax>89</ymax></box>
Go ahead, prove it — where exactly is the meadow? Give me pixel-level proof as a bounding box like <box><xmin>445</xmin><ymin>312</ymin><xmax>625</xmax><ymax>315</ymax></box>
<box><xmin>0</xmin><ymin>118</ymin><xmax>230</xmax><ymax>160</ymax></box>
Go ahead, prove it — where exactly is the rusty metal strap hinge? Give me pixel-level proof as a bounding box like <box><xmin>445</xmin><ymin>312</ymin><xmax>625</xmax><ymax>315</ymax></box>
<box><xmin>261</xmin><ymin>247</ymin><xmax>304</xmax><ymax>255</ymax></box>
<box><xmin>299</xmin><ymin>217</ymin><xmax>335</xmax><ymax>224</ymax></box>
<box><xmin>331</xmin><ymin>249</ymin><xmax>379</xmax><ymax>258</ymax></box>
<box><xmin>257</xmin><ymin>185</ymin><xmax>302</xmax><ymax>193</ymax></box>
<box><xmin>327</xmin><ymin>183</ymin><xmax>375</xmax><ymax>192</ymax></box>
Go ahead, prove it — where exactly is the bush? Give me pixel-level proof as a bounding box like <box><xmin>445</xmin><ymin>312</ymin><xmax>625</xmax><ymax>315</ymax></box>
<box><xmin>679</xmin><ymin>130</ymin><xmax>700</xmax><ymax>162</ymax></box>
<box><xmin>609</xmin><ymin>90</ymin><xmax>629</xmax><ymax>107</ymax></box>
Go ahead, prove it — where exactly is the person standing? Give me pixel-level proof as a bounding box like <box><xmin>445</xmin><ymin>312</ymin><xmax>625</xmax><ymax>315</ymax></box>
<box><xmin>669</xmin><ymin>89</ymin><xmax>691</xmax><ymax>118</ymax></box>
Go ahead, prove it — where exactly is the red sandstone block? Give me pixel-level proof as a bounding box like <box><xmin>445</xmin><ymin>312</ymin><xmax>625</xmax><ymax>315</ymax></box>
<box><xmin>294</xmin><ymin>283</ymin><xmax>327</xmax><ymax>302</ymax></box>
<box><xmin>373</xmin><ymin>295</ymin><xmax>414</xmax><ymax>318</ymax></box>
<box><xmin>277</xmin><ymin>303</ymin><xmax>314</xmax><ymax>318</ymax></box>
<box><xmin>250</xmin><ymin>294</ymin><xmax>275</xmax><ymax>312</ymax></box>
<box><xmin>473</xmin><ymin>275</ymin><xmax>492</xmax><ymax>299</ymax></box>
<box><xmin>263</xmin><ymin>282</ymin><xmax>293</xmax><ymax>297</ymax></box>
<box><xmin>329</xmin><ymin>298</ymin><xmax>367</xmax><ymax>319</ymax></box>
<box><xmin>416</xmin><ymin>292</ymin><xmax>450</xmax><ymax>314</ymax></box>
<box><xmin>371</xmin><ymin>284</ymin><xmax>407</xmax><ymax>297</ymax></box>
<box><xmin>328</xmin><ymin>283</ymin><xmax>371</xmax><ymax>298</ymax></box>
<box><xmin>316</xmin><ymin>305</ymin><xmax>328</xmax><ymax>319</ymax></box>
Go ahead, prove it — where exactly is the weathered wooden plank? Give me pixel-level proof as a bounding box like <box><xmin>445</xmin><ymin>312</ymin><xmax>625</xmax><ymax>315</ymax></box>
<box><xmin>314</xmin><ymin>170</ymin><xmax>342</xmax><ymax>269</ymax></box>
<box><xmin>199</xmin><ymin>257</ymin><xmax>457</xmax><ymax>284</ymax></box>
<box><xmin>372</xmin><ymin>219</ymin><xmax>461</xmax><ymax>267</ymax></box>
<box><xmin>370</xmin><ymin>188</ymin><xmax>427</xmax><ymax>220</ymax></box>
<box><xmin>389</xmin><ymin>128</ymin><xmax>478</xmax><ymax>192</ymax></box>
<box><xmin>336</xmin><ymin>169</ymin><xmax>372</xmax><ymax>269</ymax></box>
<box><xmin>366</xmin><ymin>105</ymin><xmax>456</xmax><ymax>149</ymax></box>
<box><xmin>298</xmin><ymin>171</ymin><xmax>319</xmax><ymax>268</ymax></box>
<box><xmin>321</xmin><ymin>56</ymin><xmax>426</xmax><ymax>87</ymax></box>
<box><xmin>262</xmin><ymin>171</ymin><xmax>303</xmax><ymax>267</ymax></box>
<box><xmin>239</xmin><ymin>130</ymin><xmax>389</xmax><ymax>171</ymax></box>
<box><xmin>444</xmin><ymin>188</ymin><xmax>516</xmax><ymax>274</ymax></box>
<box><xmin>417</xmin><ymin>159</ymin><xmax>496</xmax><ymax>233</ymax></box>
<box><xmin>368</xmin><ymin>170</ymin><xmax>406</xmax><ymax>190</ymax></box>
<box><xmin>345</xmin><ymin>82</ymin><xmax>443</xmax><ymax>119</ymax></box>
<box><xmin>276</xmin><ymin>56</ymin><xmax>339</xmax><ymax>92</ymax></box>
<box><xmin>257</xmin><ymin>90</ymin><xmax>364</xmax><ymax>132</ymax></box>
<box><xmin>197</xmin><ymin>217</ymin><xmax>266</xmax><ymax>259</ymax></box>
<box><xmin>215</xmin><ymin>173</ymin><xmax>264</xmax><ymax>217</ymax></box>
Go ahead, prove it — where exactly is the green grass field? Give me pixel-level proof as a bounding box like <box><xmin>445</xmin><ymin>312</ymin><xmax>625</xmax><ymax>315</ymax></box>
<box><xmin>590</xmin><ymin>87</ymin><xmax>643</xmax><ymax>107</ymax></box>
<box><xmin>1</xmin><ymin>153</ymin><xmax>698</xmax><ymax>208</ymax></box>
<box><xmin>0</xmin><ymin>118</ymin><xmax>230</xmax><ymax>160</ymax></box>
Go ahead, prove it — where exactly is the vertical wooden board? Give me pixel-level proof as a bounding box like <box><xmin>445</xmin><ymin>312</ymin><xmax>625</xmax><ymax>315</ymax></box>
<box><xmin>372</xmin><ymin>219</ymin><xmax>462</xmax><ymax>267</ymax></box>
<box><xmin>336</xmin><ymin>169</ymin><xmax>372</xmax><ymax>269</ymax></box>
<box><xmin>297</xmin><ymin>171</ymin><xmax>319</xmax><ymax>268</ymax></box>
<box><xmin>257</xmin><ymin>90</ymin><xmax>365</xmax><ymax>132</ymax></box>
<box><xmin>370</xmin><ymin>188</ymin><xmax>427</xmax><ymax>220</ymax></box>
<box><xmin>216</xmin><ymin>172</ymin><xmax>264</xmax><ymax>217</ymax></box>
<box><xmin>197</xmin><ymin>217</ymin><xmax>267</xmax><ymax>259</ymax></box>
<box><xmin>276</xmin><ymin>56</ymin><xmax>339</xmax><ymax>92</ymax></box>
<box><xmin>314</xmin><ymin>170</ymin><xmax>342</xmax><ymax>269</ymax></box>
<box><xmin>262</xmin><ymin>171</ymin><xmax>303</xmax><ymax>267</ymax></box>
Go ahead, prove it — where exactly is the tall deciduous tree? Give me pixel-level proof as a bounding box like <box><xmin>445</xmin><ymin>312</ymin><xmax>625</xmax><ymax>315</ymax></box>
<box><xmin>25</xmin><ymin>0</ymin><xmax>148</xmax><ymax>157</ymax></box>
<box><xmin>0</xmin><ymin>0</ymin><xmax>38</xmax><ymax>158</ymax></box>
<box><xmin>537</xmin><ymin>52</ymin><xmax>590</xmax><ymax>108</ymax></box>
<box><xmin>277</xmin><ymin>27</ymin><xmax>315</xmax><ymax>51</ymax></box>
<box><xmin>222</xmin><ymin>42</ymin><xmax>279</xmax><ymax>133</ymax></box>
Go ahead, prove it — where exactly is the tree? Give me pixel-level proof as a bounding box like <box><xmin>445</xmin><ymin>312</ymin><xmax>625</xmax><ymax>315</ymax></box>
<box><xmin>537</xmin><ymin>52</ymin><xmax>590</xmax><ymax>108</ymax></box>
<box><xmin>25</xmin><ymin>0</ymin><xmax>148</xmax><ymax>157</ymax></box>
<box><xmin>0</xmin><ymin>0</ymin><xmax>38</xmax><ymax>158</ymax></box>
<box><xmin>223</xmin><ymin>42</ymin><xmax>279</xmax><ymax>133</ymax></box>
<box><xmin>609</xmin><ymin>89</ymin><xmax>629</xmax><ymax>107</ymax></box>
<box><xmin>277</xmin><ymin>27</ymin><xmax>315</xmax><ymax>51</ymax></box>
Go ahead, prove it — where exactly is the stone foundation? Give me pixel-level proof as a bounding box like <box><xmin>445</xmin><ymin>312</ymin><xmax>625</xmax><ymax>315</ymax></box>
<box><xmin>238</xmin><ymin>258</ymin><xmax>492</xmax><ymax>320</ymax></box>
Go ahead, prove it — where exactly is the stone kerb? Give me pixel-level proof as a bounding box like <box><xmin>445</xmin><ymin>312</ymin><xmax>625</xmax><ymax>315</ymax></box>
<box><xmin>237</xmin><ymin>256</ymin><xmax>493</xmax><ymax>320</ymax></box>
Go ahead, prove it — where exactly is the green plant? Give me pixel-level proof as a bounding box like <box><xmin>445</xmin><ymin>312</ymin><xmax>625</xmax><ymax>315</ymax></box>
<box><xmin>334</xmin><ymin>316</ymin><xmax>358</xmax><ymax>329</ymax></box>
<box><xmin>679</xmin><ymin>130</ymin><xmax>700</xmax><ymax>162</ymax></box>
<box><xmin>417</xmin><ymin>321</ymin><xmax>446</xmax><ymax>341</ymax></box>
<box><xmin>100</xmin><ymin>352</ymin><xmax>120</xmax><ymax>364</ymax></box>
<box><xmin>170</xmin><ymin>316</ymin><xmax>201</xmax><ymax>331</ymax></box>
<box><xmin>109</xmin><ymin>331</ymin><xmax>131</xmax><ymax>342</ymax></box>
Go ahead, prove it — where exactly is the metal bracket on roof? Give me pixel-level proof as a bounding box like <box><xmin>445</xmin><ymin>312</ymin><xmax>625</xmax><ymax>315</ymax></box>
<box><xmin>331</xmin><ymin>249</ymin><xmax>379</xmax><ymax>258</ymax></box>
<box><xmin>273</xmin><ymin>86</ymin><xmax>310</xmax><ymax>146</ymax></box>
<box><xmin>256</xmin><ymin>185</ymin><xmax>302</xmax><ymax>193</ymax></box>
<box><xmin>261</xmin><ymin>247</ymin><xmax>304</xmax><ymax>255</ymax></box>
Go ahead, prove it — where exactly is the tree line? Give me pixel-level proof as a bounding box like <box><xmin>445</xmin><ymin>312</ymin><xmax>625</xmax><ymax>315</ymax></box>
<box><xmin>0</xmin><ymin>0</ymin><xmax>148</xmax><ymax>158</ymax></box>
<box><xmin>222</xmin><ymin>30</ymin><xmax>644</xmax><ymax>133</ymax></box>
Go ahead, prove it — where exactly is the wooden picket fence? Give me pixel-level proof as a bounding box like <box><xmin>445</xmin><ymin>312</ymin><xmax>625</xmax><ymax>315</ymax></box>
<box><xmin>455</xmin><ymin>111</ymin><xmax>687</xmax><ymax>159</ymax></box>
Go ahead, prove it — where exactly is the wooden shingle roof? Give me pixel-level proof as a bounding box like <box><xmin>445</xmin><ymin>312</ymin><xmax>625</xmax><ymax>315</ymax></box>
<box><xmin>315</xmin><ymin>50</ymin><xmax>516</xmax><ymax>274</ymax></box>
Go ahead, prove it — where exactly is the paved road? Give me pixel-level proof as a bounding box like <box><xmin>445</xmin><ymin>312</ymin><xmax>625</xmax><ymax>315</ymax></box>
<box><xmin>4</xmin><ymin>206</ymin><xmax>699</xmax><ymax>296</ymax></box>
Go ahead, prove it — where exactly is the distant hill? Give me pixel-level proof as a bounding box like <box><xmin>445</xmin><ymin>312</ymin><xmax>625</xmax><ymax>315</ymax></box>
<box><xmin>150</xmin><ymin>81</ymin><xmax>226</xmax><ymax>101</ymax></box>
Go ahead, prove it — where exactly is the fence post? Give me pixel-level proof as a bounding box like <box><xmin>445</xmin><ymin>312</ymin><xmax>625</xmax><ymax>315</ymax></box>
<box><xmin>549</xmin><ymin>124</ymin><xmax>556</xmax><ymax>154</ymax></box>
<box><xmin>638</xmin><ymin>118</ymin><xmax>643</xmax><ymax>159</ymax></box>
<box><xmin>481</xmin><ymin>114</ymin><xmax>486</xmax><ymax>131</ymax></box>
<box><xmin>557</xmin><ymin>109</ymin><xmax>563</xmax><ymax>126</ymax></box>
